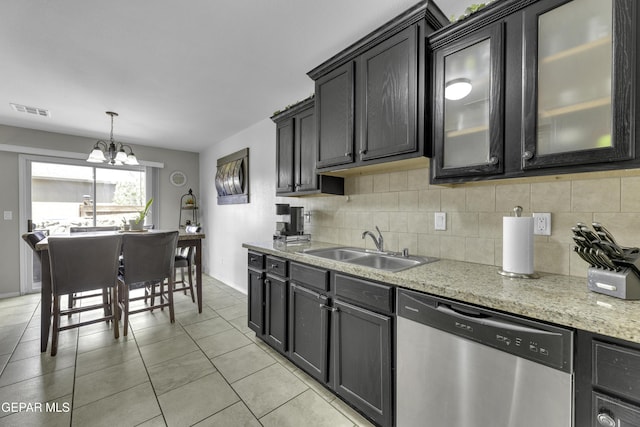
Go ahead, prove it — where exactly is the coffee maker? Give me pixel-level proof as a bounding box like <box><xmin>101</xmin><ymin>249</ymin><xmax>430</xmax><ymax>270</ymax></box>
<box><xmin>275</xmin><ymin>203</ymin><xmax>304</xmax><ymax>236</ymax></box>
<box><xmin>274</xmin><ymin>203</ymin><xmax>310</xmax><ymax>248</ymax></box>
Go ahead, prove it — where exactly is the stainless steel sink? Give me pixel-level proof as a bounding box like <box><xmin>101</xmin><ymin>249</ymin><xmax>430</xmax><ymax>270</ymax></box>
<box><xmin>303</xmin><ymin>246</ymin><xmax>437</xmax><ymax>272</ymax></box>
<box><xmin>302</xmin><ymin>247</ymin><xmax>368</xmax><ymax>262</ymax></box>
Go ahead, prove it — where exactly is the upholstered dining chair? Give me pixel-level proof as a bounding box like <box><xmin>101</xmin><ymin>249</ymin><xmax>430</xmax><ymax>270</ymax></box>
<box><xmin>21</xmin><ymin>231</ymin><xmax>47</xmax><ymax>258</ymax></box>
<box><xmin>173</xmin><ymin>246</ymin><xmax>195</xmax><ymax>303</ymax></box>
<box><xmin>144</xmin><ymin>246</ymin><xmax>194</xmax><ymax>307</ymax></box>
<box><xmin>118</xmin><ymin>231</ymin><xmax>179</xmax><ymax>336</ymax></box>
<box><xmin>47</xmin><ymin>234</ymin><xmax>122</xmax><ymax>356</ymax></box>
<box><xmin>68</xmin><ymin>226</ymin><xmax>119</xmax><ymax>313</ymax></box>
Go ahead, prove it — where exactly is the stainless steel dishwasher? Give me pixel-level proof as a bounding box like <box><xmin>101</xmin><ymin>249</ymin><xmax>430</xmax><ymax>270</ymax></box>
<box><xmin>397</xmin><ymin>289</ymin><xmax>574</xmax><ymax>427</ymax></box>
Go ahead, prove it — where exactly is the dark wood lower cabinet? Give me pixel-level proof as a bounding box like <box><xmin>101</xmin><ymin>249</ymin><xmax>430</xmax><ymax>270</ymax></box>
<box><xmin>288</xmin><ymin>282</ymin><xmax>331</xmax><ymax>384</ymax></box>
<box><xmin>332</xmin><ymin>299</ymin><xmax>392</xmax><ymax>427</ymax></box>
<box><xmin>264</xmin><ymin>275</ymin><xmax>287</xmax><ymax>353</ymax></box>
<box><xmin>247</xmin><ymin>269</ymin><xmax>264</xmax><ymax>335</ymax></box>
<box><xmin>248</xmin><ymin>255</ymin><xmax>394</xmax><ymax>427</ymax></box>
<box><xmin>594</xmin><ymin>392</ymin><xmax>640</xmax><ymax>427</ymax></box>
<box><xmin>576</xmin><ymin>330</ymin><xmax>640</xmax><ymax>427</ymax></box>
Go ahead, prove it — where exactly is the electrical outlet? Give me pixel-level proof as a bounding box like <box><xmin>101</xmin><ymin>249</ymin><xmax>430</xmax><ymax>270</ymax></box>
<box><xmin>434</xmin><ymin>212</ymin><xmax>447</xmax><ymax>231</ymax></box>
<box><xmin>3</xmin><ymin>211</ymin><xmax>12</xmax><ymax>220</ymax></box>
<box><xmin>533</xmin><ymin>212</ymin><xmax>551</xmax><ymax>236</ymax></box>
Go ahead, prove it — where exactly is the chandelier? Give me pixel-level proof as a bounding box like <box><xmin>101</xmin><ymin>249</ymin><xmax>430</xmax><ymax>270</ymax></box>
<box><xmin>87</xmin><ymin>111</ymin><xmax>139</xmax><ymax>165</ymax></box>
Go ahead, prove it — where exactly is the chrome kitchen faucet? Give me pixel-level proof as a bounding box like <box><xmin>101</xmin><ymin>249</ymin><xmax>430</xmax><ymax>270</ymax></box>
<box><xmin>362</xmin><ymin>226</ymin><xmax>384</xmax><ymax>252</ymax></box>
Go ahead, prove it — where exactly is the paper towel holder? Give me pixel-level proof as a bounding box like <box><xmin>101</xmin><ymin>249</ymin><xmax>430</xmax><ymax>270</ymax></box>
<box><xmin>498</xmin><ymin>270</ymin><xmax>539</xmax><ymax>279</ymax></box>
<box><xmin>498</xmin><ymin>206</ymin><xmax>540</xmax><ymax>279</ymax></box>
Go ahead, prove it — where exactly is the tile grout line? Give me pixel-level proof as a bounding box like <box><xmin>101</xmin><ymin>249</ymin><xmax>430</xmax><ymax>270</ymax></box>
<box><xmin>128</xmin><ymin>320</ymin><xmax>169</xmax><ymax>427</ymax></box>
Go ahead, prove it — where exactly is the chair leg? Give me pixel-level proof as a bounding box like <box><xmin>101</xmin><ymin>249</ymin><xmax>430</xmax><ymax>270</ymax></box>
<box><xmin>159</xmin><ymin>281</ymin><xmax>165</xmax><ymax>311</ymax></box>
<box><xmin>103</xmin><ymin>287</ymin><xmax>111</xmax><ymax>322</ymax></box>
<box><xmin>168</xmin><ymin>279</ymin><xmax>175</xmax><ymax>323</ymax></box>
<box><xmin>67</xmin><ymin>293</ymin><xmax>74</xmax><ymax>318</ymax></box>
<box><xmin>51</xmin><ymin>295</ymin><xmax>60</xmax><ymax>356</ymax></box>
<box><xmin>188</xmin><ymin>263</ymin><xmax>195</xmax><ymax>303</ymax></box>
<box><xmin>123</xmin><ymin>286</ymin><xmax>130</xmax><ymax>337</ymax></box>
<box><xmin>150</xmin><ymin>282</ymin><xmax>156</xmax><ymax>308</ymax></box>
<box><xmin>112</xmin><ymin>285</ymin><xmax>119</xmax><ymax>339</ymax></box>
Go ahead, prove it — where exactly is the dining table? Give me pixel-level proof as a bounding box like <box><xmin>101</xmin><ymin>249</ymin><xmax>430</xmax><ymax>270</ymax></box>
<box><xmin>35</xmin><ymin>229</ymin><xmax>205</xmax><ymax>352</ymax></box>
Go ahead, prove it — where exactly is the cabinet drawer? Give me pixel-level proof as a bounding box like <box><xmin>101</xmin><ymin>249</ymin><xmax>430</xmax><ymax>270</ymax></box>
<box><xmin>593</xmin><ymin>391</ymin><xmax>640</xmax><ymax>426</ymax></box>
<box><xmin>290</xmin><ymin>262</ymin><xmax>329</xmax><ymax>292</ymax></box>
<box><xmin>248</xmin><ymin>251</ymin><xmax>265</xmax><ymax>270</ymax></box>
<box><xmin>593</xmin><ymin>340</ymin><xmax>640</xmax><ymax>402</ymax></box>
<box><xmin>266</xmin><ymin>256</ymin><xmax>288</xmax><ymax>278</ymax></box>
<box><xmin>333</xmin><ymin>273</ymin><xmax>393</xmax><ymax>314</ymax></box>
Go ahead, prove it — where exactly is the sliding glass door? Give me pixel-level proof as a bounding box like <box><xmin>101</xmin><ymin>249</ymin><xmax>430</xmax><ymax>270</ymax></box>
<box><xmin>21</xmin><ymin>156</ymin><xmax>150</xmax><ymax>293</ymax></box>
<box><xmin>30</xmin><ymin>162</ymin><xmax>147</xmax><ymax>234</ymax></box>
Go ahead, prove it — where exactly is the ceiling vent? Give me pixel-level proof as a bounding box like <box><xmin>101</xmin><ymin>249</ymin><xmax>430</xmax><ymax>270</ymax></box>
<box><xmin>10</xmin><ymin>103</ymin><xmax>50</xmax><ymax>118</ymax></box>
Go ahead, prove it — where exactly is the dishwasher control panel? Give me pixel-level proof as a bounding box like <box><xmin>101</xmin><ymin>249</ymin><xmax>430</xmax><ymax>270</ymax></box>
<box><xmin>397</xmin><ymin>289</ymin><xmax>573</xmax><ymax>373</ymax></box>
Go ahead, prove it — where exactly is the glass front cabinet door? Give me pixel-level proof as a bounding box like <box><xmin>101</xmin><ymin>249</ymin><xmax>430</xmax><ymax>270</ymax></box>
<box><xmin>522</xmin><ymin>0</ymin><xmax>635</xmax><ymax>169</ymax></box>
<box><xmin>432</xmin><ymin>23</ymin><xmax>505</xmax><ymax>180</ymax></box>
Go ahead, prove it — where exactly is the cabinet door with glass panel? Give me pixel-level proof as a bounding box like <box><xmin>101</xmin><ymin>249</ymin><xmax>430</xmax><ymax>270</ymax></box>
<box><xmin>432</xmin><ymin>23</ymin><xmax>505</xmax><ymax>180</ymax></box>
<box><xmin>522</xmin><ymin>0</ymin><xmax>635</xmax><ymax>169</ymax></box>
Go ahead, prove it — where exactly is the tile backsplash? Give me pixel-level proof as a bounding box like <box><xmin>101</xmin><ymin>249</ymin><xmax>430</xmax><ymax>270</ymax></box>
<box><xmin>283</xmin><ymin>166</ymin><xmax>640</xmax><ymax>278</ymax></box>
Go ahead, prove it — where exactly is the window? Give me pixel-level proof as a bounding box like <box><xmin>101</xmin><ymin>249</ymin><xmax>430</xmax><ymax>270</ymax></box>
<box><xmin>29</xmin><ymin>158</ymin><xmax>153</xmax><ymax>235</ymax></box>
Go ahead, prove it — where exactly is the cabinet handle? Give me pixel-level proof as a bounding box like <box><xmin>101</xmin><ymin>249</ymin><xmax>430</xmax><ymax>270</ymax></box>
<box><xmin>345</xmin><ymin>152</ymin><xmax>351</xmax><ymax>157</ymax></box>
<box><xmin>319</xmin><ymin>304</ymin><xmax>338</xmax><ymax>312</ymax></box>
<box><xmin>522</xmin><ymin>150</ymin><xmax>534</xmax><ymax>160</ymax></box>
<box><xmin>359</xmin><ymin>149</ymin><xmax>367</xmax><ymax>155</ymax></box>
<box><xmin>295</xmin><ymin>183</ymin><xmax>301</xmax><ymax>188</ymax></box>
<box><xmin>270</xmin><ymin>264</ymin><xmax>278</xmax><ymax>269</ymax></box>
<box><xmin>596</xmin><ymin>412</ymin><xmax>615</xmax><ymax>427</ymax></box>
<box><xmin>489</xmin><ymin>156</ymin><xmax>498</xmax><ymax>165</ymax></box>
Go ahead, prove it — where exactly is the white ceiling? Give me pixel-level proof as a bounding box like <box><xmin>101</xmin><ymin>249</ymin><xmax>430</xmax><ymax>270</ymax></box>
<box><xmin>0</xmin><ymin>0</ymin><xmax>470</xmax><ymax>153</ymax></box>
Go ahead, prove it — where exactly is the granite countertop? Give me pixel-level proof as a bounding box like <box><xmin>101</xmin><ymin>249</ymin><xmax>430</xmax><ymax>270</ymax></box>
<box><xmin>243</xmin><ymin>240</ymin><xmax>640</xmax><ymax>344</ymax></box>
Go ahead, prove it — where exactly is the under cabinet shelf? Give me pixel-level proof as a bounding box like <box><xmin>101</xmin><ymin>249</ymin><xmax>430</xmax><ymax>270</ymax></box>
<box><xmin>540</xmin><ymin>96</ymin><xmax>610</xmax><ymax>119</ymax></box>
<box><xmin>540</xmin><ymin>36</ymin><xmax>612</xmax><ymax>65</ymax></box>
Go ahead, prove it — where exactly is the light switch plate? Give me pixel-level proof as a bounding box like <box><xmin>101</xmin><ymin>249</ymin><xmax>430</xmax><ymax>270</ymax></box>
<box><xmin>3</xmin><ymin>211</ymin><xmax>12</xmax><ymax>221</ymax></box>
<box><xmin>434</xmin><ymin>212</ymin><xmax>447</xmax><ymax>231</ymax></box>
<box><xmin>533</xmin><ymin>212</ymin><xmax>551</xmax><ymax>235</ymax></box>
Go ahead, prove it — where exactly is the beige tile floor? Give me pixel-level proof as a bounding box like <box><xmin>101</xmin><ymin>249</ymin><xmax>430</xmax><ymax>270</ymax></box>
<box><xmin>0</xmin><ymin>275</ymin><xmax>375</xmax><ymax>427</ymax></box>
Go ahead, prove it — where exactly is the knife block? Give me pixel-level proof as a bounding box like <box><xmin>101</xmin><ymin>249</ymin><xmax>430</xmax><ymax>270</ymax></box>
<box><xmin>587</xmin><ymin>267</ymin><xmax>640</xmax><ymax>300</ymax></box>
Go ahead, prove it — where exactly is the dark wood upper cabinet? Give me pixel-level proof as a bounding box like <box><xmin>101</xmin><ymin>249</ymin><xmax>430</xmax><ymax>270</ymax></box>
<box><xmin>308</xmin><ymin>2</ymin><xmax>448</xmax><ymax>173</ymax></box>
<box><xmin>275</xmin><ymin>118</ymin><xmax>294</xmax><ymax>193</ymax></box>
<box><xmin>431</xmin><ymin>22</ymin><xmax>505</xmax><ymax>180</ymax></box>
<box><xmin>357</xmin><ymin>25</ymin><xmax>417</xmax><ymax>162</ymax></box>
<box><xmin>429</xmin><ymin>0</ymin><xmax>639</xmax><ymax>184</ymax></box>
<box><xmin>272</xmin><ymin>97</ymin><xmax>344</xmax><ymax>196</ymax></box>
<box><xmin>295</xmin><ymin>107</ymin><xmax>318</xmax><ymax>192</ymax></box>
<box><xmin>521</xmin><ymin>0</ymin><xmax>635</xmax><ymax>170</ymax></box>
<box><xmin>315</xmin><ymin>63</ymin><xmax>355</xmax><ymax>169</ymax></box>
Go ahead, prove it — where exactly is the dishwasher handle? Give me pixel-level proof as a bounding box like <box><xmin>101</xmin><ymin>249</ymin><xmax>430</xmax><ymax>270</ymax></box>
<box><xmin>439</xmin><ymin>302</ymin><xmax>489</xmax><ymax>319</ymax></box>
<box><xmin>436</xmin><ymin>303</ymin><xmax>558</xmax><ymax>336</ymax></box>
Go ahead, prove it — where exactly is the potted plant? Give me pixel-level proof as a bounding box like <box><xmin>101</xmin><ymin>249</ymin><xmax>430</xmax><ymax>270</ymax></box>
<box><xmin>129</xmin><ymin>198</ymin><xmax>153</xmax><ymax>231</ymax></box>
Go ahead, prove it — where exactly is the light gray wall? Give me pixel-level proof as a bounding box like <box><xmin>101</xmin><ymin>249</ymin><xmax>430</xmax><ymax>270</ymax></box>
<box><xmin>200</xmin><ymin>119</ymin><xmax>278</xmax><ymax>293</ymax></box>
<box><xmin>0</xmin><ymin>124</ymin><xmax>199</xmax><ymax>297</ymax></box>
<box><xmin>0</xmin><ymin>150</ymin><xmax>20</xmax><ymax>296</ymax></box>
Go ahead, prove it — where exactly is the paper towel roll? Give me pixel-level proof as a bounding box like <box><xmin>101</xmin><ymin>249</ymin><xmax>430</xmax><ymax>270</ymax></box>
<box><xmin>502</xmin><ymin>216</ymin><xmax>534</xmax><ymax>275</ymax></box>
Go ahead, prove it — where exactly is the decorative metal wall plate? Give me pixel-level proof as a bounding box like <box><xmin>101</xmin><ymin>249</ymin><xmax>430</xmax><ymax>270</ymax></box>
<box><xmin>216</xmin><ymin>148</ymin><xmax>249</xmax><ymax>205</ymax></box>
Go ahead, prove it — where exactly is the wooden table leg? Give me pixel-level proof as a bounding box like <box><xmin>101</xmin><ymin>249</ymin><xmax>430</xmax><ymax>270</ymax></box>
<box><xmin>40</xmin><ymin>250</ymin><xmax>51</xmax><ymax>352</ymax></box>
<box><xmin>195</xmin><ymin>240</ymin><xmax>202</xmax><ymax>313</ymax></box>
